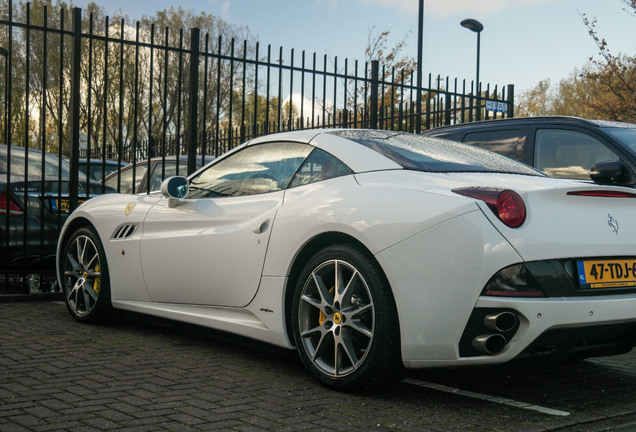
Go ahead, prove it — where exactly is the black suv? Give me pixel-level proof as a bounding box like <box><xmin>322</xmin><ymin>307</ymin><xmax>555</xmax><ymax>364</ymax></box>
<box><xmin>422</xmin><ymin>116</ymin><xmax>636</xmax><ymax>187</ymax></box>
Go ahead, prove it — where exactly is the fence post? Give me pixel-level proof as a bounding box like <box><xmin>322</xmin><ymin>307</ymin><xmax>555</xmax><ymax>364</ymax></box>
<box><xmin>187</xmin><ymin>28</ymin><xmax>200</xmax><ymax>175</ymax></box>
<box><xmin>370</xmin><ymin>60</ymin><xmax>379</xmax><ymax>129</ymax></box>
<box><xmin>444</xmin><ymin>92</ymin><xmax>451</xmax><ymax>125</ymax></box>
<box><xmin>68</xmin><ymin>7</ymin><xmax>82</xmax><ymax>211</ymax></box>
<box><xmin>506</xmin><ymin>84</ymin><xmax>515</xmax><ymax>118</ymax></box>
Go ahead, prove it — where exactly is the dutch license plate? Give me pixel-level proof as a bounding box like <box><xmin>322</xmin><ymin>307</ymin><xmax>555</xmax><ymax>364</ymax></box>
<box><xmin>577</xmin><ymin>259</ymin><xmax>636</xmax><ymax>289</ymax></box>
<box><xmin>51</xmin><ymin>198</ymin><xmax>85</xmax><ymax>212</ymax></box>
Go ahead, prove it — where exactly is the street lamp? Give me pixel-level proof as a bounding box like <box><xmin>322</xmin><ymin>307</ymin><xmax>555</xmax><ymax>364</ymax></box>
<box><xmin>460</xmin><ymin>18</ymin><xmax>483</xmax><ymax>120</ymax></box>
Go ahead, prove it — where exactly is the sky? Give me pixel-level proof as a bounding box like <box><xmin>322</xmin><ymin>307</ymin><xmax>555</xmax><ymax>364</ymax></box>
<box><xmin>70</xmin><ymin>0</ymin><xmax>635</xmax><ymax>96</ymax></box>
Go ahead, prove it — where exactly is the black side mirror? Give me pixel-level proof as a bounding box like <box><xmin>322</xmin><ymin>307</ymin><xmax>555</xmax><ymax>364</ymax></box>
<box><xmin>589</xmin><ymin>160</ymin><xmax>635</xmax><ymax>186</ymax></box>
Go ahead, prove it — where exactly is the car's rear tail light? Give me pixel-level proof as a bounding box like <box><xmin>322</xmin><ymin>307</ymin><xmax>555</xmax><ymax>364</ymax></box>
<box><xmin>567</xmin><ymin>190</ymin><xmax>636</xmax><ymax>198</ymax></box>
<box><xmin>452</xmin><ymin>187</ymin><xmax>526</xmax><ymax>228</ymax></box>
<box><xmin>482</xmin><ymin>264</ymin><xmax>546</xmax><ymax>297</ymax></box>
<box><xmin>0</xmin><ymin>192</ymin><xmax>24</xmax><ymax>216</ymax></box>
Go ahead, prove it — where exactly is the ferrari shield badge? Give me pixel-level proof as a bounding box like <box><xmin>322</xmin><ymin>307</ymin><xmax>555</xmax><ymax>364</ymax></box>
<box><xmin>125</xmin><ymin>202</ymin><xmax>135</xmax><ymax>216</ymax></box>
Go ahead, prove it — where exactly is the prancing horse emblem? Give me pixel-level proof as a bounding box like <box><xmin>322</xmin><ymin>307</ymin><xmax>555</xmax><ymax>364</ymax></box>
<box><xmin>608</xmin><ymin>213</ymin><xmax>619</xmax><ymax>235</ymax></box>
<box><xmin>125</xmin><ymin>202</ymin><xmax>135</xmax><ymax>216</ymax></box>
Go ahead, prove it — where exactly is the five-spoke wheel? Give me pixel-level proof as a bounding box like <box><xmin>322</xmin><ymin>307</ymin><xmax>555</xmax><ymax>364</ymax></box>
<box><xmin>61</xmin><ymin>227</ymin><xmax>111</xmax><ymax>323</ymax></box>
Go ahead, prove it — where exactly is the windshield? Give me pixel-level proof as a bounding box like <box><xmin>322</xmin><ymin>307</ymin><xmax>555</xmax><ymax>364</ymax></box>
<box><xmin>328</xmin><ymin>130</ymin><xmax>541</xmax><ymax>176</ymax></box>
<box><xmin>604</xmin><ymin>126</ymin><xmax>636</xmax><ymax>157</ymax></box>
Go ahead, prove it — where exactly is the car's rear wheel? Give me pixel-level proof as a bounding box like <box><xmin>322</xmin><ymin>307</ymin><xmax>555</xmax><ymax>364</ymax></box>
<box><xmin>61</xmin><ymin>227</ymin><xmax>112</xmax><ymax>323</ymax></box>
<box><xmin>292</xmin><ymin>244</ymin><xmax>401</xmax><ymax>391</ymax></box>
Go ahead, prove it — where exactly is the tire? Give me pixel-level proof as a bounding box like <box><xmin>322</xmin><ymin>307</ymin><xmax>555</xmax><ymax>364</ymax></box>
<box><xmin>291</xmin><ymin>244</ymin><xmax>402</xmax><ymax>391</ymax></box>
<box><xmin>60</xmin><ymin>226</ymin><xmax>112</xmax><ymax>323</ymax></box>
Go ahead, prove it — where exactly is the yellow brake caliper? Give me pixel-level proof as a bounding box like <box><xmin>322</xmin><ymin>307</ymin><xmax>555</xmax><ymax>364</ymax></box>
<box><xmin>93</xmin><ymin>263</ymin><xmax>101</xmax><ymax>294</ymax></box>
<box><xmin>318</xmin><ymin>286</ymin><xmax>335</xmax><ymax>325</ymax></box>
<box><xmin>319</xmin><ymin>310</ymin><xmax>327</xmax><ymax>325</ymax></box>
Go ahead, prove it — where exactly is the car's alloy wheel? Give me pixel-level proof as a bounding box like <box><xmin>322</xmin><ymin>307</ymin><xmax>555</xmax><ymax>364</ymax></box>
<box><xmin>292</xmin><ymin>244</ymin><xmax>401</xmax><ymax>391</ymax></box>
<box><xmin>61</xmin><ymin>227</ymin><xmax>111</xmax><ymax>323</ymax></box>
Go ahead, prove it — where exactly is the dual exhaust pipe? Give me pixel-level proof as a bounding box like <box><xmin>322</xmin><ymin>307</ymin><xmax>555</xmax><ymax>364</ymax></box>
<box><xmin>472</xmin><ymin>311</ymin><xmax>518</xmax><ymax>355</ymax></box>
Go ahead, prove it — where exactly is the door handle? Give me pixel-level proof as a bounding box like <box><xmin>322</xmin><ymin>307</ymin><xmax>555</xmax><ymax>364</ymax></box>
<box><xmin>253</xmin><ymin>219</ymin><xmax>271</xmax><ymax>234</ymax></box>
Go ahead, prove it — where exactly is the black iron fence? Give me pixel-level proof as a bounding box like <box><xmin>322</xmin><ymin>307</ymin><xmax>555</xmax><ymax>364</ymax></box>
<box><xmin>0</xmin><ymin>1</ymin><xmax>514</xmax><ymax>294</ymax></box>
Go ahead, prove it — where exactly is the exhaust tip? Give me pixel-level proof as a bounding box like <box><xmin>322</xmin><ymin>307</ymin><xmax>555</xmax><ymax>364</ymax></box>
<box><xmin>472</xmin><ymin>333</ymin><xmax>507</xmax><ymax>355</ymax></box>
<box><xmin>483</xmin><ymin>311</ymin><xmax>517</xmax><ymax>333</ymax></box>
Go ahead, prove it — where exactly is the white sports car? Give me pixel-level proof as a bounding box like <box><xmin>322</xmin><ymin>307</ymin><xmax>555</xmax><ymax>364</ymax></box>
<box><xmin>57</xmin><ymin>129</ymin><xmax>636</xmax><ymax>391</ymax></box>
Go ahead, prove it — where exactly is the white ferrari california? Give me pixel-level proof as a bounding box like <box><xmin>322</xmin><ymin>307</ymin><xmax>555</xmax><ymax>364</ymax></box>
<box><xmin>57</xmin><ymin>129</ymin><xmax>636</xmax><ymax>391</ymax></box>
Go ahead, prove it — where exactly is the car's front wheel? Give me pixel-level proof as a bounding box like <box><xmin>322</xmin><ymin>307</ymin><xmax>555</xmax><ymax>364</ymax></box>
<box><xmin>60</xmin><ymin>226</ymin><xmax>112</xmax><ymax>323</ymax></box>
<box><xmin>292</xmin><ymin>244</ymin><xmax>401</xmax><ymax>391</ymax></box>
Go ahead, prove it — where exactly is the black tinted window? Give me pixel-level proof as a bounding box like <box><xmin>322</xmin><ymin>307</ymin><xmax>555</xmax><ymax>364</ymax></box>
<box><xmin>605</xmin><ymin>126</ymin><xmax>636</xmax><ymax>156</ymax></box>
<box><xmin>534</xmin><ymin>129</ymin><xmax>619</xmax><ymax>180</ymax></box>
<box><xmin>462</xmin><ymin>129</ymin><xmax>520</xmax><ymax>159</ymax></box>
<box><xmin>433</xmin><ymin>132</ymin><xmax>462</xmax><ymax>142</ymax></box>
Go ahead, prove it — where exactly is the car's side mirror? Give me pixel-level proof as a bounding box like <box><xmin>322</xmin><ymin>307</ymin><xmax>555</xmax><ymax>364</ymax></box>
<box><xmin>589</xmin><ymin>160</ymin><xmax>635</xmax><ymax>187</ymax></box>
<box><xmin>160</xmin><ymin>176</ymin><xmax>189</xmax><ymax>208</ymax></box>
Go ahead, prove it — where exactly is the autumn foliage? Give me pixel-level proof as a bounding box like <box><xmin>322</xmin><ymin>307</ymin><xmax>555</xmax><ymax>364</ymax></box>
<box><xmin>517</xmin><ymin>0</ymin><xmax>636</xmax><ymax>123</ymax></box>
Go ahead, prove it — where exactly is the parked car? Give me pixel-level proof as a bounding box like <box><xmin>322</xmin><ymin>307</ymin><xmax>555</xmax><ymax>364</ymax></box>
<box><xmin>103</xmin><ymin>155</ymin><xmax>209</xmax><ymax>194</ymax></box>
<box><xmin>57</xmin><ymin>129</ymin><xmax>636</xmax><ymax>391</ymax></box>
<box><xmin>1</xmin><ymin>144</ymin><xmax>115</xmax><ymax>273</ymax></box>
<box><xmin>422</xmin><ymin>116</ymin><xmax>636</xmax><ymax>186</ymax></box>
<box><xmin>79</xmin><ymin>158</ymin><xmax>128</xmax><ymax>182</ymax></box>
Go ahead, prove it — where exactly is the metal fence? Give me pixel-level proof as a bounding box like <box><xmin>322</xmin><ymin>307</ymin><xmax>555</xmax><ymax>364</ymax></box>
<box><xmin>0</xmin><ymin>1</ymin><xmax>514</xmax><ymax>294</ymax></box>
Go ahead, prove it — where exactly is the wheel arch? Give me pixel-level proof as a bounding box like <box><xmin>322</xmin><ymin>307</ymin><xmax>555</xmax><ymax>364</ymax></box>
<box><xmin>282</xmin><ymin>231</ymin><xmax>399</xmax><ymax>348</ymax></box>
<box><xmin>58</xmin><ymin>217</ymin><xmax>94</xmax><ymax>256</ymax></box>
<box><xmin>57</xmin><ymin>217</ymin><xmax>96</xmax><ymax>277</ymax></box>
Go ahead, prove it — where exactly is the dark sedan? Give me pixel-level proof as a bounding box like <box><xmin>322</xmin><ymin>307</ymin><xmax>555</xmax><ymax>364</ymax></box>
<box><xmin>1</xmin><ymin>145</ymin><xmax>115</xmax><ymax>274</ymax></box>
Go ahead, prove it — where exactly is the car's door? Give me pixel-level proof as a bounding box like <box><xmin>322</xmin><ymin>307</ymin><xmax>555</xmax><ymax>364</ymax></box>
<box><xmin>139</xmin><ymin>141</ymin><xmax>312</xmax><ymax>307</ymax></box>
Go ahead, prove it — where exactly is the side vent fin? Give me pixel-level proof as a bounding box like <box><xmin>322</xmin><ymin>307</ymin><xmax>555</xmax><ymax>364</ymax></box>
<box><xmin>111</xmin><ymin>223</ymin><xmax>138</xmax><ymax>240</ymax></box>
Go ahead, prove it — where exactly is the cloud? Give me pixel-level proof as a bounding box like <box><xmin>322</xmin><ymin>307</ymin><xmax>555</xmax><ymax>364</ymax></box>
<box><xmin>207</xmin><ymin>0</ymin><xmax>231</xmax><ymax>17</ymax></box>
<box><xmin>358</xmin><ymin>0</ymin><xmax>557</xmax><ymax>17</ymax></box>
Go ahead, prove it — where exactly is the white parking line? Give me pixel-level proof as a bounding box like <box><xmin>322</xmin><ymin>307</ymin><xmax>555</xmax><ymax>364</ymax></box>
<box><xmin>403</xmin><ymin>378</ymin><xmax>571</xmax><ymax>417</ymax></box>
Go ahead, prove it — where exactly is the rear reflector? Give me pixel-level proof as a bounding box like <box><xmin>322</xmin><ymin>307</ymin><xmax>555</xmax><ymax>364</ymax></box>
<box><xmin>482</xmin><ymin>264</ymin><xmax>546</xmax><ymax>298</ymax></box>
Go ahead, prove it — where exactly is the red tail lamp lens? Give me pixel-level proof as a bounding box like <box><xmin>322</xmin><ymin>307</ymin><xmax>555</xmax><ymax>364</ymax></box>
<box><xmin>497</xmin><ymin>190</ymin><xmax>525</xmax><ymax>228</ymax></box>
<box><xmin>452</xmin><ymin>187</ymin><xmax>526</xmax><ymax>228</ymax></box>
<box><xmin>0</xmin><ymin>192</ymin><xmax>23</xmax><ymax>216</ymax></box>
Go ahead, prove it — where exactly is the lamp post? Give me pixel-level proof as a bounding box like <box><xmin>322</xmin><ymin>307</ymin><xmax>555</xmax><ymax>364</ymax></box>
<box><xmin>460</xmin><ymin>18</ymin><xmax>483</xmax><ymax>120</ymax></box>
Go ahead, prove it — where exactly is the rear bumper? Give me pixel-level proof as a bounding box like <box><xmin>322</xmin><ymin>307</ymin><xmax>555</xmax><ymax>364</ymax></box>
<box><xmin>403</xmin><ymin>294</ymin><xmax>636</xmax><ymax>368</ymax></box>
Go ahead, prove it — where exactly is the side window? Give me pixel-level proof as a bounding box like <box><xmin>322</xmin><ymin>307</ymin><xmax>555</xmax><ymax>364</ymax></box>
<box><xmin>188</xmin><ymin>142</ymin><xmax>312</xmax><ymax>198</ymax></box>
<box><xmin>148</xmin><ymin>161</ymin><xmax>178</xmax><ymax>192</ymax></box>
<box><xmin>106</xmin><ymin>164</ymin><xmax>148</xmax><ymax>194</ymax></box>
<box><xmin>534</xmin><ymin>129</ymin><xmax>619</xmax><ymax>180</ymax></box>
<box><xmin>462</xmin><ymin>129</ymin><xmax>521</xmax><ymax>160</ymax></box>
<box><xmin>289</xmin><ymin>148</ymin><xmax>352</xmax><ymax>188</ymax></box>
<box><xmin>432</xmin><ymin>132</ymin><xmax>462</xmax><ymax>142</ymax></box>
